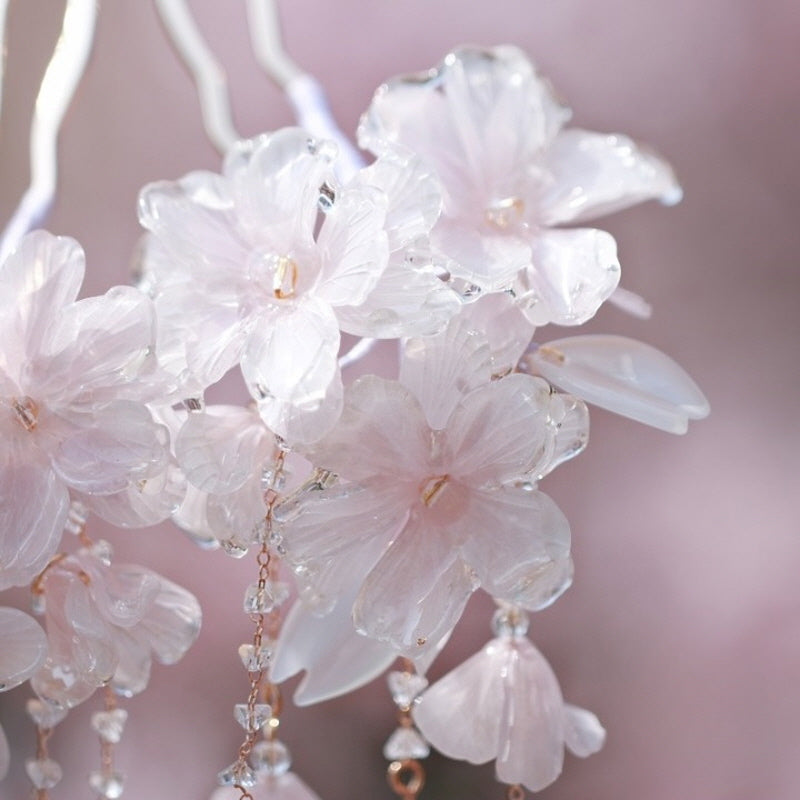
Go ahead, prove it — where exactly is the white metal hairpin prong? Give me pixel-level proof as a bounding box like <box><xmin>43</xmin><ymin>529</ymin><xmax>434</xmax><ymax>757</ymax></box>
<box><xmin>0</xmin><ymin>0</ymin><xmax>98</xmax><ymax>263</ymax></box>
<box><xmin>152</xmin><ymin>0</ymin><xmax>240</xmax><ymax>154</ymax></box>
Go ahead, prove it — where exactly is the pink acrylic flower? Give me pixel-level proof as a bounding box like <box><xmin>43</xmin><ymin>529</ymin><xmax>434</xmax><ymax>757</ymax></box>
<box><xmin>138</xmin><ymin>128</ymin><xmax>458</xmax><ymax>444</ymax></box>
<box><xmin>30</xmin><ymin>541</ymin><xmax>201</xmax><ymax>709</ymax></box>
<box><xmin>0</xmin><ymin>231</ymin><xmax>170</xmax><ymax>591</ymax></box>
<box><xmin>275</xmin><ymin>318</ymin><xmax>586</xmax><ymax>656</ymax></box>
<box><xmin>359</xmin><ymin>45</ymin><xmax>680</xmax><ymax>326</ymax></box>
<box><xmin>413</xmin><ymin>607</ymin><xmax>605</xmax><ymax>792</ymax></box>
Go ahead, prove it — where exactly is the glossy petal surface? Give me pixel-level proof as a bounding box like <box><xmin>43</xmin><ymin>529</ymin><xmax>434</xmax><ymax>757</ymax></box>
<box><xmin>0</xmin><ymin>608</ymin><xmax>48</xmax><ymax>690</ymax></box>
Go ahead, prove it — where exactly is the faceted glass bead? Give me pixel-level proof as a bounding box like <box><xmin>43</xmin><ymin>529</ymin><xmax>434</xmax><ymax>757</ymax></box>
<box><xmin>217</xmin><ymin>761</ymin><xmax>257</xmax><ymax>789</ymax></box>
<box><xmin>234</xmin><ymin>703</ymin><xmax>272</xmax><ymax>732</ymax></box>
<box><xmin>243</xmin><ymin>581</ymin><xmax>289</xmax><ymax>614</ymax></box>
<box><xmin>88</xmin><ymin>770</ymin><xmax>125</xmax><ymax>799</ymax></box>
<box><xmin>491</xmin><ymin>605</ymin><xmax>529</xmax><ymax>638</ymax></box>
<box><xmin>238</xmin><ymin>642</ymin><xmax>274</xmax><ymax>672</ymax></box>
<box><xmin>91</xmin><ymin>708</ymin><xmax>128</xmax><ymax>743</ymax></box>
<box><xmin>250</xmin><ymin>739</ymin><xmax>291</xmax><ymax>776</ymax></box>
<box><xmin>383</xmin><ymin>726</ymin><xmax>430</xmax><ymax>760</ymax></box>
<box><xmin>387</xmin><ymin>671</ymin><xmax>429</xmax><ymax>710</ymax></box>
<box><xmin>25</xmin><ymin>757</ymin><xmax>63</xmax><ymax>789</ymax></box>
<box><xmin>64</xmin><ymin>500</ymin><xmax>90</xmax><ymax>536</ymax></box>
<box><xmin>26</xmin><ymin>698</ymin><xmax>68</xmax><ymax>729</ymax></box>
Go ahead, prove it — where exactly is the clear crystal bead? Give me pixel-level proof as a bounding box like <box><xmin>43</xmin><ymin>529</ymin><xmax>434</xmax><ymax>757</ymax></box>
<box><xmin>250</xmin><ymin>739</ymin><xmax>291</xmax><ymax>776</ymax></box>
<box><xmin>217</xmin><ymin>761</ymin><xmax>257</xmax><ymax>788</ymax></box>
<box><xmin>383</xmin><ymin>726</ymin><xmax>430</xmax><ymax>760</ymax></box>
<box><xmin>387</xmin><ymin>671</ymin><xmax>429</xmax><ymax>710</ymax></box>
<box><xmin>64</xmin><ymin>500</ymin><xmax>90</xmax><ymax>536</ymax></box>
<box><xmin>238</xmin><ymin>642</ymin><xmax>274</xmax><ymax>672</ymax></box>
<box><xmin>26</xmin><ymin>698</ymin><xmax>68</xmax><ymax>728</ymax></box>
<box><xmin>25</xmin><ymin>757</ymin><xmax>63</xmax><ymax>789</ymax></box>
<box><xmin>234</xmin><ymin>703</ymin><xmax>272</xmax><ymax>732</ymax></box>
<box><xmin>88</xmin><ymin>539</ymin><xmax>114</xmax><ymax>565</ymax></box>
<box><xmin>243</xmin><ymin>581</ymin><xmax>289</xmax><ymax>614</ymax></box>
<box><xmin>31</xmin><ymin>592</ymin><xmax>46</xmax><ymax>615</ymax></box>
<box><xmin>491</xmin><ymin>604</ymin><xmax>529</xmax><ymax>638</ymax></box>
<box><xmin>88</xmin><ymin>770</ymin><xmax>125</xmax><ymax>799</ymax></box>
<box><xmin>221</xmin><ymin>539</ymin><xmax>249</xmax><ymax>558</ymax></box>
<box><xmin>91</xmin><ymin>708</ymin><xmax>128</xmax><ymax>743</ymax></box>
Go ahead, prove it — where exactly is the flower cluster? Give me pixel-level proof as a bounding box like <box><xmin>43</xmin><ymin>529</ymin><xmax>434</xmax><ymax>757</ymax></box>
<box><xmin>0</xmin><ymin>43</ymin><xmax>708</xmax><ymax>796</ymax></box>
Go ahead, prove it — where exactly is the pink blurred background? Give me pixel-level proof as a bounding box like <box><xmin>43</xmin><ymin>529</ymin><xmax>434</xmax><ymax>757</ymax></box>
<box><xmin>1</xmin><ymin>1</ymin><xmax>799</xmax><ymax>798</ymax></box>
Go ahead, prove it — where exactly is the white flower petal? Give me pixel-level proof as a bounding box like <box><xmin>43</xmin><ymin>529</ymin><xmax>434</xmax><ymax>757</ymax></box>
<box><xmin>0</xmin><ymin>608</ymin><xmax>48</xmax><ymax>689</ymax></box>
<box><xmin>529</xmin><ymin>334</ymin><xmax>710</xmax><ymax>433</ymax></box>
<box><xmin>32</xmin><ymin>286</ymin><xmax>158</xmax><ymax>404</ymax></box>
<box><xmin>0</xmin><ymin>231</ymin><xmax>84</xmax><ymax>371</ymax></box>
<box><xmin>518</xmin><ymin>228</ymin><xmax>620</xmax><ymax>326</ymax></box>
<box><xmin>306</xmin><ymin>375</ymin><xmax>430</xmax><ymax>482</ymax></box>
<box><xmin>272</xmin><ymin>596</ymin><xmax>396</xmax><ymax>706</ymax></box>
<box><xmin>540</xmin><ymin>128</ymin><xmax>681</xmax><ymax>226</ymax></box>
<box><xmin>454</xmin><ymin>487</ymin><xmax>572</xmax><ymax>610</ymax></box>
<box><xmin>536</xmin><ymin>392</ymin><xmax>590</xmax><ymax>478</ymax></box>
<box><xmin>563</xmin><ymin>703</ymin><xmax>607</xmax><ymax>757</ymax></box>
<box><xmin>242</xmin><ymin>298</ymin><xmax>341</xmax><ymax>444</ymax></box>
<box><xmin>314</xmin><ymin>186</ymin><xmax>389</xmax><ymax>307</ymax></box>
<box><xmin>138</xmin><ymin>574</ymin><xmax>202</xmax><ymax>665</ymax></box>
<box><xmin>0</xmin><ymin>463</ymin><xmax>69</xmax><ymax>590</ymax></box>
<box><xmin>51</xmin><ymin>401</ymin><xmax>168</xmax><ymax>495</ymax></box>
<box><xmin>353</xmin><ymin>512</ymin><xmax>474</xmax><ymax>655</ymax></box>
<box><xmin>495</xmin><ymin>638</ymin><xmax>565</xmax><ymax>791</ymax></box>
<box><xmin>175</xmin><ymin>406</ymin><xmax>271</xmax><ymax>494</ymax></box>
<box><xmin>334</xmin><ymin>251</ymin><xmax>460</xmax><ymax>339</ymax></box>
<box><xmin>446</xmin><ymin>374</ymin><xmax>555</xmax><ymax>486</ymax></box>
<box><xmin>400</xmin><ymin>315</ymin><xmax>492</xmax><ymax>430</ymax></box>
<box><xmin>413</xmin><ymin>637</ymin><xmax>506</xmax><ymax>765</ymax></box>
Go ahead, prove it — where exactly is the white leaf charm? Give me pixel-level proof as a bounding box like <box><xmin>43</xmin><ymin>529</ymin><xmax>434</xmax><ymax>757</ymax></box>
<box><xmin>529</xmin><ymin>334</ymin><xmax>709</xmax><ymax>433</ymax></box>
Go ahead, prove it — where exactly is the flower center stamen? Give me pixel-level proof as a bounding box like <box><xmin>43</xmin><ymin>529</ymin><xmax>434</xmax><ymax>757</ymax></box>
<box><xmin>420</xmin><ymin>475</ymin><xmax>450</xmax><ymax>507</ymax></box>
<box><xmin>12</xmin><ymin>395</ymin><xmax>39</xmax><ymax>431</ymax></box>
<box><xmin>485</xmin><ymin>196</ymin><xmax>524</xmax><ymax>230</ymax></box>
<box><xmin>273</xmin><ymin>256</ymin><xmax>298</xmax><ymax>299</ymax></box>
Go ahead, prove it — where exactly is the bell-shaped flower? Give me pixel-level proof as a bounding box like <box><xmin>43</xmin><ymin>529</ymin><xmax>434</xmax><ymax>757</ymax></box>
<box><xmin>139</xmin><ymin>128</ymin><xmax>459</xmax><ymax>445</ymax></box>
<box><xmin>413</xmin><ymin>607</ymin><xmax>605</xmax><ymax>792</ymax></box>
<box><xmin>0</xmin><ymin>231</ymin><xmax>171</xmax><ymax>591</ymax></box>
<box><xmin>526</xmin><ymin>334</ymin><xmax>709</xmax><ymax>433</ymax></box>
<box><xmin>359</xmin><ymin>45</ymin><xmax>680</xmax><ymax>326</ymax></box>
<box><xmin>275</xmin><ymin>317</ymin><xmax>586</xmax><ymax>657</ymax></box>
<box><xmin>30</xmin><ymin>541</ymin><xmax>201</xmax><ymax>709</ymax></box>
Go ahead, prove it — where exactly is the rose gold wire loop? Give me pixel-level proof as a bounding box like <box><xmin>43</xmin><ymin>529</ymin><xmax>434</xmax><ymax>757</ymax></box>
<box><xmin>387</xmin><ymin>759</ymin><xmax>425</xmax><ymax>799</ymax></box>
<box><xmin>506</xmin><ymin>784</ymin><xmax>525</xmax><ymax>800</ymax></box>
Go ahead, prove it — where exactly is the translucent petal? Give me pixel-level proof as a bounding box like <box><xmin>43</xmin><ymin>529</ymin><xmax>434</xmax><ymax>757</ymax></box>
<box><xmin>242</xmin><ymin>298</ymin><xmax>341</xmax><ymax>443</ymax></box>
<box><xmin>536</xmin><ymin>393</ymin><xmax>590</xmax><ymax>478</ymax></box>
<box><xmin>459</xmin><ymin>293</ymin><xmax>536</xmax><ymax>376</ymax></box>
<box><xmin>51</xmin><ymin>401</ymin><xmax>169</xmax><ymax>495</ymax></box>
<box><xmin>32</xmin><ymin>287</ymin><xmax>158</xmax><ymax>405</ymax></box>
<box><xmin>519</xmin><ymin>228</ymin><xmax>620</xmax><ymax>326</ymax></box>
<box><xmin>0</xmin><ymin>231</ymin><xmax>84</xmax><ymax>373</ymax></box>
<box><xmin>176</xmin><ymin>406</ymin><xmax>271</xmax><ymax>494</ymax></box>
<box><xmin>0</xmin><ymin>608</ymin><xmax>47</xmax><ymax>690</ymax></box>
<box><xmin>277</xmin><ymin>481</ymin><xmax>409</xmax><ymax>612</ymax></box>
<box><xmin>540</xmin><ymin>128</ymin><xmax>681</xmax><ymax>226</ymax></box>
<box><xmin>305</xmin><ymin>375</ymin><xmax>430</xmax><ymax>482</ymax></box>
<box><xmin>432</xmin><ymin>220</ymin><xmax>529</xmax><ymax>291</ymax></box>
<box><xmin>228</xmin><ymin>129</ymin><xmax>329</xmax><ymax>251</ymax></box>
<box><xmin>139</xmin><ymin>575</ymin><xmax>202</xmax><ymax>664</ymax></box>
<box><xmin>205</xmin><ymin>477</ymin><xmax>267</xmax><ymax>548</ymax></box>
<box><xmin>446</xmin><ymin>374</ymin><xmax>555</xmax><ymax>486</ymax></box>
<box><xmin>138</xmin><ymin>181</ymin><xmax>251</xmax><ymax>288</ymax></box>
<box><xmin>353</xmin><ymin>512</ymin><xmax>474</xmax><ymax>655</ymax></box>
<box><xmin>529</xmin><ymin>334</ymin><xmax>710</xmax><ymax>433</ymax></box>
<box><xmin>85</xmin><ymin>463</ymin><xmax>186</xmax><ymax>528</ymax></box>
<box><xmin>563</xmin><ymin>703</ymin><xmax>606</xmax><ymax>757</ymax></box>
<box><xmin>271</xmin><ymin>596</ymin><xmax>396</xmax><ymax>705</ymax></box>
<box><xmin>413</xmin><ymin>638</ymin><xmax>506</xmax><ymax>764</ymax></box>
<box><xmin>109</xmin><ymin>626</ymin><xmax>152</xmax><ymax>697</ymax></box>
<box><xmin>314</xmin><ymin>186</ymin><xmax>389</xmax><ymax>307</ymax></box>
<box><xmin>400</xmin><ymin>315</ymin><xmax>492</xmax><ymax>430</ymax></box>
<box><xmin>353</xmin><ymin>148</ymin><xmax>443</xmax><ymax>251</ymax></box>
<box><xmin>83</xmin><ymin>561</ymin><xmax>161</xmax><ymax>629</ymax></box>
<box><xmin>0</xmin><ymin>463</ymin><xmax>69</xmax><ymax>590</ymax></box>
<box><xmin>454</xmin><ymin>487</ymin><xmax>572</xmax><ymax>609</ymax></box>
<box><xmin>334</xmin><ymin>250</ymin><xmax>460</xmax><ymax>339</ymax></box>
<box><xmin>495</xmin><ymin>638</ymin><xmax>565</xmax><ymax>791</ymax></box>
